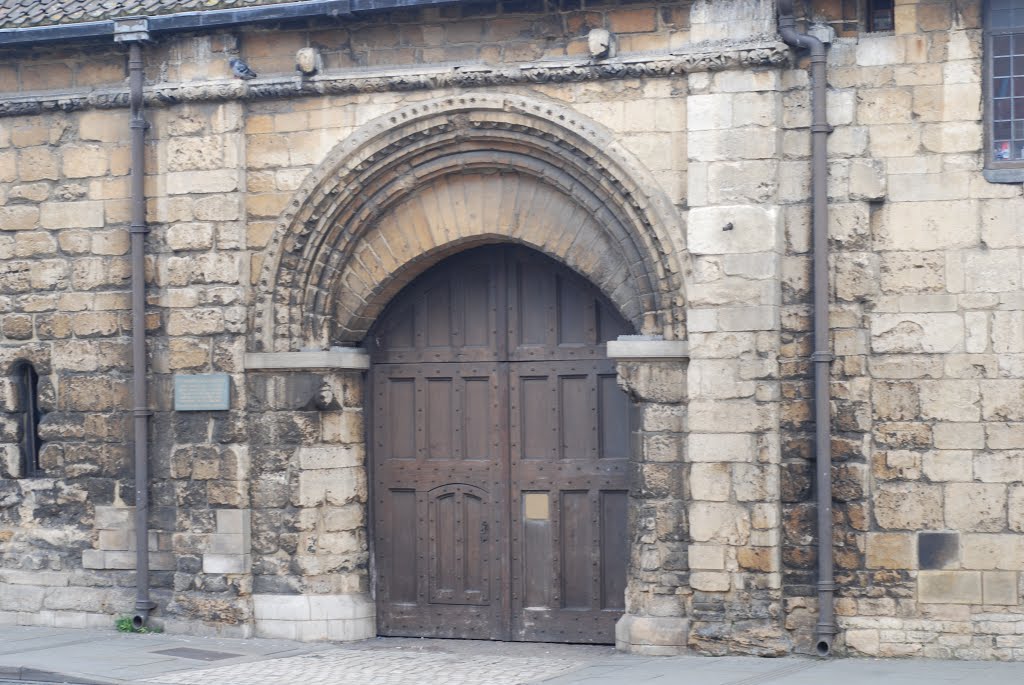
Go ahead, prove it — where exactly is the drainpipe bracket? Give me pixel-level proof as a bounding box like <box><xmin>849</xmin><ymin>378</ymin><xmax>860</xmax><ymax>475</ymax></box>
<box><xmin>129</xmin><ymin>223</ymin><xmax>150</xmax><ymax>235</ymax></box>
<box><xmin>810</xmin><ymin>351</ymin><xmax>834</xmax><ymax>363</ymax></box>
<box><xmin>113</xmin><ymin>17</ymin><xmax>151</xmax><ymax>43</ymax></box>
<box><xmin>132</xmin><ymin>408</ymin><xmax>153</xmax><ymax>417</ymax></box>
<box><xmin>135</xmin><ymin>599</ymin><xmax>158</xmax><ymax>611</ymax></box>
<box><xmin>811</xmin><ymin>123</ymin><xmax>834</xmax><ymax>134</ymax></box>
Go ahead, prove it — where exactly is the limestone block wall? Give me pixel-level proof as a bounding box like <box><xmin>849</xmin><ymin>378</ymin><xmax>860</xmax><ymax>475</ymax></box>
<box><xmin>682</xmin><ymin>67</ymin><xmax>788</xmax><ymax>655</ymax></box>
<box><xmin>0</xmin><ymin>0</ymin><xmax>704</xmax><ymax>635</ymax></box>
<box><xmin>775</xmin><ymin>0</ymin><xmax>1024</xmax><ymax>660</ymax></box>
<box><xmin>0</xmin><ymin>0</ymin><xmax>1022</xmax><ymax>661</ymax></box>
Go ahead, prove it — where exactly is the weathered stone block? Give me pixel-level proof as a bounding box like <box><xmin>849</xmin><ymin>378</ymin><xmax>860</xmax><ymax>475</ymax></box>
<box><xmin>918</xmin><ymin>380</ymin><xmax>981</xmax><ymax>422</ymax></box>
<box><xmin>945</xmin><ymin>483</ymin><xmax>1007</xmax><ymax>533</ymax></box>
<box><xmin>983</xmin><ymin>572</ymin><xmax>1019</xmax><ymax>606</ymax></box>
<box><xmin>689</xmin><ymin>502</ymin><xmax>750</xmax><ymax>545</ymax></box>
<box><xmin>687</xmin><ymin>205</ymin><xmax>782</xmax><ymax>255</ymax></box>
<box><xmin>918</xmin><ymin>571</ymin><xmax>982</xmax><ymax>604</ymax></box>
<box><xmin>962</xmin><ymin>534</ymin><xmax>1024</xmax><ymax>570</ymax></box>
<box><xmin>870</xmin><ymin>313</ymin><xmax>964</xmax><ymax>354</ymax></box>
<box><xmin>873</xmin><ymin>201</ymin><xmax>979</xmax><ymax>251</ymax></box>
<box><xmin>166</xmin><ymin>169</ymin><xmax>239</xmax><ymax>195</ymax></box>
<box><xmin>874</xmin><ymin>482</ymin><xmax>943</xmax><ymax>530</ymax></box>
<box><xmin>0</xmin><ymin>205</ymin><xmax>41</xmax><ymax>231</ymax></box>
<box><xmin>39</xmin><ymin>201</ymin><xmax>104</xmax><ymax>229</ymax></box>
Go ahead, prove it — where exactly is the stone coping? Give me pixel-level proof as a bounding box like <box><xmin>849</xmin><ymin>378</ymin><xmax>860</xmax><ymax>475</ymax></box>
<box><xmin>243</xmin><ymin>349</ymin><xmax>370</xmax><ymax>370</ymax></box>
<box><xmin>606</xmin><ymin>338</ymin><xmax>689</xmax><ymax>360</ymax></box>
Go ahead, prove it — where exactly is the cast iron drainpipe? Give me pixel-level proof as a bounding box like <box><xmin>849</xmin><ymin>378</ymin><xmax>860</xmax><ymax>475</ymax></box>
<box><xmin>777</xmin><ymin>0</ymin><xmax>836</xmax><ymax>657</ymax></box>
<box><xmin>127</xmin><ymin>38</ymin><xmax>156</xmax><ymax>629</ymax></box>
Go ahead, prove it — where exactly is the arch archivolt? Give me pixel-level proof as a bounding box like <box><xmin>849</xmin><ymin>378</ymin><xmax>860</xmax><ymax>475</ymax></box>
<box><xmin>252</xmin><ymin>92</ymin><xmax>689</xmax><ymax>352</ymax></box>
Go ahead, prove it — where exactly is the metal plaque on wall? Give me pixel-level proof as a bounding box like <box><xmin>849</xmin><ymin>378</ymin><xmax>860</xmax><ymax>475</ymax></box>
<box><xmin>174</xmin><ymin>373</ymin><xmax>231</xmax><ymax>411</ymax></box>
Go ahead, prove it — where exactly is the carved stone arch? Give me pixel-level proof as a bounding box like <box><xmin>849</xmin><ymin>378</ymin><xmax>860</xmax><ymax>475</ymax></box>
<box><xmin>252</xmin><ymin>92</ymin><xmax>688</xmax><ymax>352</ymax></box>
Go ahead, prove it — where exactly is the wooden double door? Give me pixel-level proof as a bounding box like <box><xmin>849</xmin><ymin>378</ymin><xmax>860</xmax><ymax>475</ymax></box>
<box><xmin>369</xmin><ymin>246</ymin><xmax>633</xmax><ymax>643</ymax></box>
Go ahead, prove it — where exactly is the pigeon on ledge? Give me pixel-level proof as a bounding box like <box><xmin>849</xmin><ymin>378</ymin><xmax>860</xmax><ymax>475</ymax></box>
<box><xmin>229</xmin><ymin>58</ymin><xmax>258</xmax><ymax>80</ymax></box>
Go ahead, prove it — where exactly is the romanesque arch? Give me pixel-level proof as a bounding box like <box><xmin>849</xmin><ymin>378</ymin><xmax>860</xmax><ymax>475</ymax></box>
<box><xmin>251</xmin><ymin>92</ymin><xmax>688</xmax><ymax>352</ymax></box>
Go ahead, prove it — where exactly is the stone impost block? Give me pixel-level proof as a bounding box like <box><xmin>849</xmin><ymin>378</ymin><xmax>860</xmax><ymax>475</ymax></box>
<box><xmin>244</xmin><ymin>349</ymin><xmax>370</xmax><ymax>370</ymax></box>
<box><xmin>606</xmin><ymin>338</ymin><xmax>689</xmax><ymax>360</ymax></box>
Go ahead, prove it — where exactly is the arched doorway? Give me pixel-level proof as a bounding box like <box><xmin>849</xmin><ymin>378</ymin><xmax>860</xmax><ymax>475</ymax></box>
<box><xmin>368</xmin><ymin>245</ymin><xmax>635</xmax><ymax>644</ymax></box>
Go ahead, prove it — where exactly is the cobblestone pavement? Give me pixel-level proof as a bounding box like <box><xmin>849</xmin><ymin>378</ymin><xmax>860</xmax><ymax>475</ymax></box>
<box><xmin>142</xmin><ymin>639</ymin><xmax>603</xmax><ymax>685</ymax></box>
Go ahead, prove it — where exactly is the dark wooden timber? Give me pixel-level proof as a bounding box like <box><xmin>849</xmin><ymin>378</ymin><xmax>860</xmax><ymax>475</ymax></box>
<box><xmin>369</xmin><ymin>245</ymin><xmax>632</xmax><ymax>644</ymax></box>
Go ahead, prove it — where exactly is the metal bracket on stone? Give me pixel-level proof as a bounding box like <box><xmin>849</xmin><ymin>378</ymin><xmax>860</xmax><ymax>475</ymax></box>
<box><xmin>243</xmin><ymin>347</ymin><xmax>370</xmax><ymax>370</ymax></box>
<box><xmin>606</xmin><ymin>335</ymin><xmax>689</xmax><ymax>360</ymax></box>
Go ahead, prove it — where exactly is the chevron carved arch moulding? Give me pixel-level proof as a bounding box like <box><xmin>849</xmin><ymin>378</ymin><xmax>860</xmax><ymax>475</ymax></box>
<box><xmin>252</xmin><ymin>92</ymin><xmax>689</xmax><ymax>352</ymax></box>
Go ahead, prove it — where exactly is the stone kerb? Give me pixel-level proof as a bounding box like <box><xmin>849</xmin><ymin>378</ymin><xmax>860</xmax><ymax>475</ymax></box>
<box><xmin>251</xmin><ymin>92</ymin><xmax>690</xmax><ymax>354</ymax></box>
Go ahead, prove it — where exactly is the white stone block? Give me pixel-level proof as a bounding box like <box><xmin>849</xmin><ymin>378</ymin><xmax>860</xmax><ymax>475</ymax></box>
<box><xmin>308</xmin><ymin>594</ymin><xmax>375</xmax><ymax>621</ymax></box>
<box><xmin>202</xmin><ymin>553</ymin><xmax>251</xmax><ymax>574</ymax></box>
<box><xmin>687</xmin><ymin>94</ymin><xmax>733</xmax><ymax>131</ymax></box>
<box><xmin>253</xmin><ymin>594</ymin><xmax>310</xmax><ymax>621</ymax></box>
<box><xmin>166</xmin><ymin>169</ymin><xmax>239</xmax><ymax>195</ymax></box>
<box><xmin>687</xmin><ymin>205</ymin><xmax>782</xmax><ymax>255</ymax></box>
<box><xmin>206</xmin><ymin>533</ymin><xmax>247</xmax><ymax>555</ymax></box>
<box><xmin>296</xmin><ymin>620</ymin><xmax>329</xmax><ymax>642</ymax></box>
<box><xmin>254</xmin><ymin>619</ymin><xmax>300</xmax><ymax>641</ymax></box>
<box><xmin>717</xmin><ymin>306</ymin><xmax>778</xmax><ymax>331</ymax></box>
<box><xmin>327</xmin><ymin>617</ymin><xmax>376</xmax><ymax>642</ymax></box>
<box><xmin>216</xmin><ymin>508</ymin><xmax>251</xmax><ymax>535</ymax></box>
<box><xmin>870</xmin><ymin>313</ymin><xmax>965</xmax><ymax>354</ymax></box>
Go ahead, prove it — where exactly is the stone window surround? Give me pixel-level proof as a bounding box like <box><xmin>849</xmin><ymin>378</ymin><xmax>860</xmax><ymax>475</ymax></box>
<box><xmin>983</xmin><ymin>0</ymin><xmax>1024</xmax><ymax>183</ymax></box>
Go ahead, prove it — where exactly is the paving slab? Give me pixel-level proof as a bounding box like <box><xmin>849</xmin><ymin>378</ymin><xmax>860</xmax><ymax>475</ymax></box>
<box><xmin>2</xmin><ymin>626</ymin><xmax>1024</xmax><ymax>685</ymax></box>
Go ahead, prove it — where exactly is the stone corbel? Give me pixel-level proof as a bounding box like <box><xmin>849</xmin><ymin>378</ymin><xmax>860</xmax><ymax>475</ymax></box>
<box><xmin>607</xmin><ymin>336</ymin><xmax>689</xmax><ymax>405</ymax></box>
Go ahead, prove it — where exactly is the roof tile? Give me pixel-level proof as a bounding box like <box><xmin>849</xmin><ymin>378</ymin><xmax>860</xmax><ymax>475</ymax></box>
<box><xmin>0</xmin><ymin>0</ymin><xmax>311</xmax><ymax>30</ymax></box>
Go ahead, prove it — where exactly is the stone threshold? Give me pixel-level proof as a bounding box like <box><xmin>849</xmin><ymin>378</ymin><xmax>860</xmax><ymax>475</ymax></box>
<box><xmin>0</xmin><ymin>40</ymin><xmax>788</xmax><ymax>118</ymax></box>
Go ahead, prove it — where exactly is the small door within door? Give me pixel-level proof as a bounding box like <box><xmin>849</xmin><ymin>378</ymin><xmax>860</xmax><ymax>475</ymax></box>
<box><xmin>370</xmin><ymin>246</ymin><xmax>632</xmax><ymax>643</ymax></box>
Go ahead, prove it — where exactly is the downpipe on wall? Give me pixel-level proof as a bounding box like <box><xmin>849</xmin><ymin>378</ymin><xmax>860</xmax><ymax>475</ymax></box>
<box><xmin>122</xmin><ymin>27</ymin><xmax>156</xmax><ymax>628</ymax></box>
<box><xmin>777</xmin><ymin>0</ymin><xmax>836</xmax><ymax>657</ymax></box>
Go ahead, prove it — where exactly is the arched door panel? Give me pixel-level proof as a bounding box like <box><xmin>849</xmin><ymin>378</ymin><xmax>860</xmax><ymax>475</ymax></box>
<box><xmin>370</xmin><ymin>246</ymin><xmax>632</xmax><ymax>644</ymax></box>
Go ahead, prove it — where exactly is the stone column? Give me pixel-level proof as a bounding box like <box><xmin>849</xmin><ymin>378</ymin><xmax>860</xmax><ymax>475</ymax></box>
<box><xmin>608</xmin><ymin>338</ymin><xmax>691</xmax><ymax>655</ymax></box>
<box><xmin>243</xmin><ymin>349</ymin><xmax>375</xmax><ymax>642</ymax></box>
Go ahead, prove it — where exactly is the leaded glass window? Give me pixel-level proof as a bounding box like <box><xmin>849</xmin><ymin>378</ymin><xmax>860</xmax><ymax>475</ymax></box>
<box><xmin>988</xmin><ymin>0</ymin><xmax>1024</xmax><ymax>171</ymax></box>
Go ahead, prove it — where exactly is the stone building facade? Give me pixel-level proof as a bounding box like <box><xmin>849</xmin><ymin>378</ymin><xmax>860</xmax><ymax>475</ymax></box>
<box><xmin>0</xmin><ymin>0</ymin><xmax>1022</xmax><ymax>661</ymax></box>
